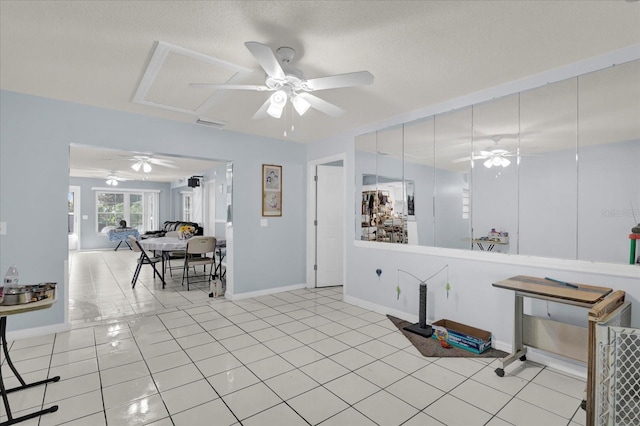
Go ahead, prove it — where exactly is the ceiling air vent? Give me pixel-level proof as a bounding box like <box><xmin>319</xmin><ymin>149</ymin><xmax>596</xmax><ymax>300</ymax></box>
<box><xmin>195</xmin><ymin>118</ymin><xmax>226</xmax><ymax>129</ymax></box>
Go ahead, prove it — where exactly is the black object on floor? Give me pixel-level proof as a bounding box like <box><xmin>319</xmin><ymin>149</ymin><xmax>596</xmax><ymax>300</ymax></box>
<box><xmin>403</xmin><ymin>283</ymin><xmax>433</xmax><ymax>338</ymax></box>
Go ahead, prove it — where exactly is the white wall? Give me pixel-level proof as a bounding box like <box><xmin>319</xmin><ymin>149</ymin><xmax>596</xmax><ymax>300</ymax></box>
<box><xmin>0</xmin><ymin>90</ymin><xmax>307</xmax><ymax>333</ymax></box>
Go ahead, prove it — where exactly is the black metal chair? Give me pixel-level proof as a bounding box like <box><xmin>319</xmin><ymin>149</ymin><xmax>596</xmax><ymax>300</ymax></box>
<box><xmin>129</xmin><ymin>235</ymin><xmax>163</xmax><ymax>289</ymax></box>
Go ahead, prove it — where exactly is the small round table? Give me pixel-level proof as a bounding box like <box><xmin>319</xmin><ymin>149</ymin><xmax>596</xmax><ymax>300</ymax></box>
<box><xmin>1</xmin><ymin>296</ymin><xmax>60</xmax><ymax>425</ymax></box>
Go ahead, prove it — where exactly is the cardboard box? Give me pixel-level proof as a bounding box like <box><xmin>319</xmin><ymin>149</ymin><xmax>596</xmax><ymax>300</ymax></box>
<box><xmin>431</xmin><ymin>319</ymin><xmax>492</xmax><ymax>354</ymax></box>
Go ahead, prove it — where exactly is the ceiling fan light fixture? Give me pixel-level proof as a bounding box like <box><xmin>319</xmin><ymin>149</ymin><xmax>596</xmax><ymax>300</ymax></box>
<box><xmin>131</xmin><ymin>161</ymin><xmax>142</xmax><ymax>172</ymax></box>
<box><xmin>291</xmin><ymin>95</ymin><xmax>310</xmax><ymax>116</ymax></box>
<box><xmin>484</xmin><ymin>158</ymin><xmax>494</xmax><ymax>168</ymax></box>
<box><xmin>267</xmin><ymin>90</ymin><xmax>287</xmax><ymax>118</ymax></box>
<box><xmin>267</xmin><ymin>103</ymin><xmax>284</xmax><ymax>118</ymax></box>
<box><xmin>142</xmin><ymin>162</ymin><xmax>152</xmax><ymax>173</ymax></box>
<box><xmin>270</xmin><ymin>90</ymin><xmax>287</xmax><ymax>107</ymax></box>
<box><xmin>499</xmin><ymin>157</ymin><xmax>511</xmax><ymax>167</ymax></box>
<box><xmin>106</xmin><ymin>178</ymin><xmax>118</xmax><ymax>186</ymax></box>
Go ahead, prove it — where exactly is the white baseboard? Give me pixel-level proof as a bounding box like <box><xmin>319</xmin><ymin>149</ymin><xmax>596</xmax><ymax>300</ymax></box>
<box><xmin>525</xmin><ymin>348</ymin><xmax>587</xmax><ymax>379</ymax></box>
<box><xmin>6</xmin><ymin>322</ymin><xmax>71</xmax><ymax>342</ymax></box>
<box><xmin>227</xmin><ymin>283</ymin><xmax>306</xmax><ymax>300</ymax></box>
<box><xmin>343</xmin><ymin>294</ymin><xmax>419</xmax><ymax>324</ymax></box>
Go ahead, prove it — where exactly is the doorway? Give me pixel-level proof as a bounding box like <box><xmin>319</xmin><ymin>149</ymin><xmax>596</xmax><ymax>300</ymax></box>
<box><xmin>68</xmin><ymin>186</ymin><xmax>81</xmax><ymax>250</ymax></box>
<box><xmin>307</xmin><ymin>155</ymin><xmax>345</xmax><ymax>288</ymax></box>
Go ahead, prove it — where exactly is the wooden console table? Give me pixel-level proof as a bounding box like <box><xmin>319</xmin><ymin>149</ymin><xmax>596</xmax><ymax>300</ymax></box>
<box><xmin>1</xmin><ymin>297</ymin><xmax>60</xmax><ymax>425</ymax></box>
<box><xmin>492</xmin><ymin>275</ymin><xmax>626</xmax><ymax>426</ymax></box>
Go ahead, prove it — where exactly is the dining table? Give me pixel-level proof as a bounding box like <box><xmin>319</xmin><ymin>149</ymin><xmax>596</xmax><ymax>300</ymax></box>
<box><xmin>139</xmin><ymin>236</ymin><xmax>225</xmax><ymax>287</ymax></box>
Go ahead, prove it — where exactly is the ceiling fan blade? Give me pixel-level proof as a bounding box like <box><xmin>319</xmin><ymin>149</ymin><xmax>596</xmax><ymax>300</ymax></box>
<box><xmin>189</xmin><ymin>83</ymin><xmax>270</xmax><ymax>91</ymax></box>
<box><xmin>148</xmin><ymin>159</ymin><xmax>179</xmax><ymax>169</ymax></box>
<box><xmin>245</xmin><ymin>41</ymin><xmax>285</xmax><ymax>80</ymax></box>
<box><xmin>453</xmin><ymin>152</ymin><xmax>493</xmax><ymax>163</ymax></box>
<box><xmin>252</xmin><ymin>98</ymin><xmax>271</xmax><ymax>120</ymax></box>
<box><xmin>297</xmin><ymin>93</ymin><xmax>345</xmax><ymax>117</ymax></box>
<box><xmin>451</xmin><ymin>156</ymin><xmax>472</xmax><ymax>163</ymax></box>
<box><xmin>305</xmin><ymin>71</ymin><xmax>374</xmax><ymax>91</ymax></box>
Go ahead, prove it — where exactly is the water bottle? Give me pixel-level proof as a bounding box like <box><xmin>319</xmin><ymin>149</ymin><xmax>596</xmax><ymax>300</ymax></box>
<box><xmin>4</xmin><ymin>265</ymin><xmax>19</xmax><ymax>290</ymax></box>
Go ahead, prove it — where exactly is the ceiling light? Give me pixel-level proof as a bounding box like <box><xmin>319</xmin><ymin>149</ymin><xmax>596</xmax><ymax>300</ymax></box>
<box><xmin>291</xmin><ymin>95</ymin><xmax>310</xmax><ymax>116</ymax></box>
<box><xmin>132</xmin><ymin>160</ymin><xmax>152</xmax><ymax>173</ymax></box>
<box><xmin>106</xmin><ymin>178</ymin><xmax>118</xmax><ymax>186</ymax></box>
<box><xmin>267</xmin><ymin>90</ymin><xmax>287</xmax><ymax>118</ymax></box>
<box><xmin>484</xmin><ymin>156</ymin><xmax>511</xmax><ymax>168</ymax></box>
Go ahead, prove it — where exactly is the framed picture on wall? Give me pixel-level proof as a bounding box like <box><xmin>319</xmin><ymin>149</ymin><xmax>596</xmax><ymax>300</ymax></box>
<box><xmin>262</xmin><ymin>164</ymin><xmax>282</xmax><ymax>216</ymax></box>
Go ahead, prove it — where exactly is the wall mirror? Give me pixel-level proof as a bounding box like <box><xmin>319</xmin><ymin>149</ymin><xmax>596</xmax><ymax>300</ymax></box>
<box><xmin>355</xmin><ymin>59</ymin><xmax>640</xmax><ymax>265</ymax></box>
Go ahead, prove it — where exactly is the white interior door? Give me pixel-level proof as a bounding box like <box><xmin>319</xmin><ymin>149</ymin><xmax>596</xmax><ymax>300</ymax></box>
<box><xmin>68</xmin><ymin>186</ymin><xmax>80</xmax><ymax>250</ymax></box>
<box><xmin>316</xmin><ymin>164</ymin><xmax>344</xmax><ymax>287</ymax></box>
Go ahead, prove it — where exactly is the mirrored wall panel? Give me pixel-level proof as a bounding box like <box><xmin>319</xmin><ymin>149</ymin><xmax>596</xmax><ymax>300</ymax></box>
<box><xmin>577</xmin><ymin>60</ymin><xmax>640</xmax><ymax>263</ymax></box>
<box><xmin>354</xmin><ymin>59</ymin><xmax>640</xmax><ymax>265</ymax></box>
<box><xmin>434</xmin><ymin>107</ymin><xmax>471</xmax><ymax>250</ymax></box>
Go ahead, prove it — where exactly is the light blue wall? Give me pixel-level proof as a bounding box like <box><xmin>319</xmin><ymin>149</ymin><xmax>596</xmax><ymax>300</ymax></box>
<box><xmin>0</xmin><ymin>90</ymin><xmax>307</xmax><ymax>332</ymax></box>
<box><xmin>69</xmin><ymin>176</ymin><xmax>171</xmax><ymax>250</ymax></box>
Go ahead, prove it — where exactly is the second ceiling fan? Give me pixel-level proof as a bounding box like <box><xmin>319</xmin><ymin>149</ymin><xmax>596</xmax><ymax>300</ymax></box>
<box><xmin>190</xmin><ymin>41</ymin><xmax>374</xmax><ymax>119</ymax></box>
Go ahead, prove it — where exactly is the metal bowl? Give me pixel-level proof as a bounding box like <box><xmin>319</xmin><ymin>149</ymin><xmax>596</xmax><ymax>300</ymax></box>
<box><xmin>2</xmin><ymin>287</ymin><xmax>34</xmax><ymax>305</ymax></box>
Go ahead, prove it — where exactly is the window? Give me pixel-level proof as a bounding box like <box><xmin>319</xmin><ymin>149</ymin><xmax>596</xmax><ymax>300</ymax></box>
<box><xmin>146</xmin><ymin>193</ymin><xmax>158</xmax><ymax>231</ymax></box>
<box><xmin>182</xmin><ymin>193</ymin><xmax>192</xmax><ymax>222</ymax></box>
<box><xmin>96</xmin><ymin>190</ymin><xmax>158</xmax><ymax>233</ymax></box>
<box><xmin>462</xmin><ymin>188</ymin><xmax>470</xmax><ymax>220</ymax></box>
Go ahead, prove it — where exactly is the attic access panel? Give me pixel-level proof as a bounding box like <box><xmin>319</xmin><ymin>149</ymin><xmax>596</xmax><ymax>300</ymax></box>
<box><xmin>133</xmin><ymin>41</ymin><xmax>252</xmax><ymax>121</ymax></box>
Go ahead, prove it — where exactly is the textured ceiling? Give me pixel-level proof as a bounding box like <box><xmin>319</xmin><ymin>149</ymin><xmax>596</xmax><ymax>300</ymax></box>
<box><xmin>1</xmin><ymin>1</ymin><xmax>639</xmax><ymax>180</ymax></box>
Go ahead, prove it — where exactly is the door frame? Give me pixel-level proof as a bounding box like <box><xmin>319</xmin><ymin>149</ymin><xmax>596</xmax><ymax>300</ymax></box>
<box><xmin>204</xmin><ymin>178</ymin><xmax>216</xmax><ymax>236</ymax></box>
<box><xmin>306</xmin><ymin>153</ymin><xmax>346</xmax><ymax>291</ymax></box>
<box><xmin>68</xmin><ymin>185</ymin><xmax>81</xmax><ymax>251</ymax></box>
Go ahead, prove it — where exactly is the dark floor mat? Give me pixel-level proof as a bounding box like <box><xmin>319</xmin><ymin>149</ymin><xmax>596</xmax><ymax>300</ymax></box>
<box><xmin>388</xmin><ymin>315</ymin><xmax>509</xmax><ymax>358</ymax></box>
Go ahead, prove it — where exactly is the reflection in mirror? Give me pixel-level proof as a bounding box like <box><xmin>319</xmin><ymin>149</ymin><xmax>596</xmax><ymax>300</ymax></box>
<box><xmin>355</xmin><ymin>58</ymin><xmax>640</xmax><ymax>264</ymax></box>
<box><xmin>577</xmin><ymin>60</ymin><xmax>640</xmax><ymax>263</ymax></box>
<box><xmin>362</xmin><ymin>175</ymin><xmax>410</xmax><ymax>243</ymax></box>
<box><xmin>519</xmin><ymin>78</ymin><xmax>578</xmax><ymax>259</ymax></box>
<box><xmin>357</xmin><ymin>125</ymin><xmax>409</xmax><ymax>244</ymax></box>
<box><xmin>226</xmin><ymin>161</ymin><xmax>233</xmax><ymax>226</ymax></box>
<box><xmin>435</xmin><ymin>107</ymin><xmax>472</xmax><ymax>249</ymax></box>
<box><xmin>355</xmin><ymin>132</ymin><xmax>377</xmax><ymax>241</ymax></box>
<box><xmin>470</xmin><ymin>94</ymin><xmax>519</xmax><ymax>254</ymax></box>
<box><xmin>404</xmin><ymin>117</ymin><xmax>434</xmax><ymax>246</ymax></box>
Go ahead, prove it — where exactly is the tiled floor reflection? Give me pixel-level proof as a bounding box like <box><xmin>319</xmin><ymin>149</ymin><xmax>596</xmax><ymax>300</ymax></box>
<box><xmin>1</xmin><ymin>250</ymin><xmax>587</xmax><ymax>425</ymax></box>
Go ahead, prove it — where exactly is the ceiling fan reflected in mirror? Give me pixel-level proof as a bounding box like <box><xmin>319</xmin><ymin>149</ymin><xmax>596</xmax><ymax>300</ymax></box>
<box><xmin>452</xmin><ymin>134</ymin><xmax>537</xmax><ymax>168</ymax></box>
<box><xmin>129</xmin><ymin>155</ymin><xmax>178</xmax><ymax>173</ymax></box>
<box><xmin>190</xmin><ymin>41</ymin><xmax>374</xmax><ymax>119</ymax></box>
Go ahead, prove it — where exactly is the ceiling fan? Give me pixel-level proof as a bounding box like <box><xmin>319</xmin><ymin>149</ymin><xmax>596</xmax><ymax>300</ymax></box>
<box><xmin>452</xmin><ymin>134</ymin><xmax>523</xmax><ymax>168</ymax></box>
<box><xmin>129</xmin><ymin>155</ymin><xmax>178</xmax><ymax>173</ymax></box>
<box><xmin>190</xmin><ymin>41</ymin><xmax>374</xmax><ymax>119</ymax></box>
<box><xmin>105</xmin><ymin>173</ymin><xmax>129</xmax><ymax>186</ymax></box>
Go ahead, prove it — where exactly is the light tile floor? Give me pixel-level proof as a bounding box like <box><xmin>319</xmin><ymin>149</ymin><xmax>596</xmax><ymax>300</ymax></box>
<box><xmin>1</xmin><ymin>250</ymin><xmax>587</xmax><ymax>425</ymax></box>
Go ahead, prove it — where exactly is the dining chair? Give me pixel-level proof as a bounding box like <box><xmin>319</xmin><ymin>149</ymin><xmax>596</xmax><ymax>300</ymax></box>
<box><xmin>182</xmin><ymin>236</ymin><xmax>217</xmax><ymax>290</ymax></box>
<box><xmin>163</xmin><ymin>231</ymin><xmax>185</xmax><ymax>277</ymax></box>
<box><xmin>129</xmin><ymin>235</ymin><xmax>163</xmax><ymax>289</ymax></box>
